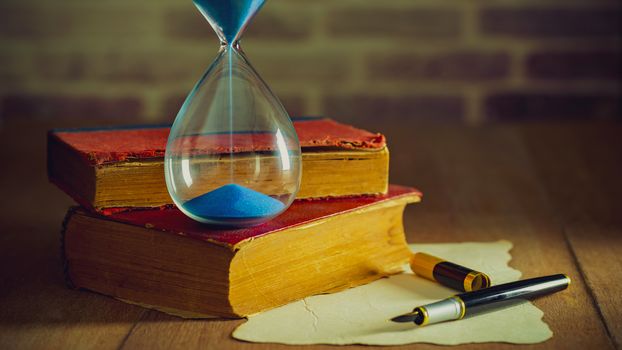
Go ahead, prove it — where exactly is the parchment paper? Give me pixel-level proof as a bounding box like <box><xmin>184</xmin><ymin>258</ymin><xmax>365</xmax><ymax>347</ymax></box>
<box><xmin>233</xmin><ymin>241</ymin><xmax>553</xmax><ymax>345</ymax></box>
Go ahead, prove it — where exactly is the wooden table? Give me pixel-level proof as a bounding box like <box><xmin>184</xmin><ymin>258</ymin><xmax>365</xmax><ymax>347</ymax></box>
<box><xmin>1</xmin><ymin>119</ymin><xmax>620</xmax><ymax>349</ymax></box>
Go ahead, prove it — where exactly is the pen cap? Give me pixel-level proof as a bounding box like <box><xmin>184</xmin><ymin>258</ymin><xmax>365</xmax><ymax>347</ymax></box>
<box><xmin>410</xmin><ymin>252</ymin><xmax>491</xmax><ymax>292</ymax></box>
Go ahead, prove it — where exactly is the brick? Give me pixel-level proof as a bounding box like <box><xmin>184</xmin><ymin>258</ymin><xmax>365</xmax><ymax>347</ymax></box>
<box><xmin>0</xmin><ymin>52</ymin><xmax>26</xmax><ymax>84</ymax></box>
<box><xmin>165</xmin><ymin>9</ymin><xmax>215</xmax><ymax>40</ymax></box>
<box><xmin>0</xmin><ymin>4</ymin><xmax>154</xmax><ymax>40</ymax></box>
<box><xmin>162</xmin><ymin>94</ymin><xmax>305</xmax><ymax>122</ymax></box>
<box><xmin>481</xmin><ymin>8</ymin><xmax>622</xmax><ymax>38</ymax></box>
<box><xmin>0</xmin><ymin>95</ymin><xmax>144</xmax><ymax>119</ymax></box>
<box><xmin>324</xmin><ymin>95</ymin><xmax>464</xmax><ymax>125</ymax></box>
<box><xmin>165</xmin><ymin>8</ymin><xmax>312</xmax><ymax>42</ymax></box>
<box><xmin>250</xmin><ymin>53</ymin><xmax>348</xmax><ymax>83</ymax></box>
<box><xmin>526</xmin><ymin>51</ymin><xmax>621</xmax><ymax>80</ymax></box>
<box><xmin>245</xmin><ymin>11</ymin><xmax>312</xmax><ymax>41</ymax></box>
<box><xmin>34</xmin><ymin>51</ymin><xmax>205</xmax><ymax>84</ymax></box>
<box><xmin>33</xmin><ymin>52</ymin><xmax>88</xmax><ymax>82</ymax></box>
<box><xmin>0</xmin><ymin>6</ymin><xmax>65</xmax><ymax>38</ymax></box>
<box><xmin>369</xmin><ymin>51</ymin><xmax>510</xmax><ymax>81</ymax></box>
<box><xmin>485</xmin><ymin>93</ymin><xmax>621</xmax><ymax>121</ymax></box>
<box><xmin>327</xmin><ymin>8</ymin><xmax>462</xmax><ymax>39</ymax></box>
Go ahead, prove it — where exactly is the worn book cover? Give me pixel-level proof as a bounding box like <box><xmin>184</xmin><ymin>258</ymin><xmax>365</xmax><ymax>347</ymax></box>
<box><xmin>48</xmin><ymin>117</ymin><xmax>389</xmax><ymax>213</ymax></box>
<box><xmin>62</xmin><ymin>185</ymin><xmax>421</xmax><ymax>318</ymax></box>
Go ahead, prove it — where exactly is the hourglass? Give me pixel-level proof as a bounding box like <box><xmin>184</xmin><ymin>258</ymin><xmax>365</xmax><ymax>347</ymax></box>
<box><xmin>164</xmin><ymin>0</ymin><xmax>302</xmax><ymax>227</ymax></box>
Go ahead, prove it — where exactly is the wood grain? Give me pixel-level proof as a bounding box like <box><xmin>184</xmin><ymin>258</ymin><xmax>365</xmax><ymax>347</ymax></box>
<box><xmin>0</xmin><ymin>119</ymin><xmax>148</xmax><ymax>350</ymax></box>
<box><xmin>391</xmin><ymin>123</ymin><xmax>614</xmax><ymax>350</ymax></box>
<box><xmin>520</xmin><ymin>123</ymin><xmax>622</xmax><ymax>349</ymax></box>
<box><xmin>1</xmin><ymin>119</ymin><xmax>620</xmax><ymax>349</ymax></box>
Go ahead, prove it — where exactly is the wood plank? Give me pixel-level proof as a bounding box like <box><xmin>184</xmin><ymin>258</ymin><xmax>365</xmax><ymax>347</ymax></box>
<box><xmin>395</xmin><ymin>123</ymin><xmax>613</xmax><ymax>349</ymax></box>
<box><xmin>0</xmin><ymin>119</ymin><xmax>146</xmax><ymax>350</ymax></box>
<box><xmin>520</xmin><ymin>122</ymin><xmax>622</xmax><ymax>349</ymax></box>
<box><xmin>118</xmin><ymin>123</ymin><xmax>613</xmax><ymax>349</ymax></box>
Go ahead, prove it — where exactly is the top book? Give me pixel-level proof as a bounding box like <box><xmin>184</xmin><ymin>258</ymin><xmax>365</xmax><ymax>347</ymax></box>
<box><xmin>47</xmin><ymin>117</ymin><xmax>390</xmax><ymax>213</ymax></box>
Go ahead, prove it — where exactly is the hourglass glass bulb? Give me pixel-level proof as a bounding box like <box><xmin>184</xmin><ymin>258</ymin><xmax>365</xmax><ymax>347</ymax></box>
<box><xmin>194</xmin><ymin>0</ymin><xmax>265</xmax><ymax>45</ymax></box>
<box><xmin>164</xmin><ymin>0</ymin><xmax>302</xmax><ymax>227</ymax></box>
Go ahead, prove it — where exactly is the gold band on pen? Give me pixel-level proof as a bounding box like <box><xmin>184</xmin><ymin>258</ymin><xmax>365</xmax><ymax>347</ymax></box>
<box><xmin>451</xmin><ymin>296</ymin><xmax>466</xmax><ymax>319</ymax></box>
<box><xmin>416</xmin><ymin>306</ymin><xmax>430</xmax><ymax>326</ymax></box>
<box><xmin>411</xmin><ymin>252</ymin><xmax>492</xmax><ymax>292</ymax></box>
<box><xmin>463</xmin><ymin>271</ymin><xmax>491</xmax><ymax>292</ymax></box>
<box><xmin>410</xmin><ymin>253</ymin><xmax>443</xmax><ymax>281</ymax></box>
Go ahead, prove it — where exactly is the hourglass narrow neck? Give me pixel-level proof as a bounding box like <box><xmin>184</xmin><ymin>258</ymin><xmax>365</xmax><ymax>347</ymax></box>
<box><xmin>221</xmin><ymin>41</ymin><xmax>242</xmax><ymax>51</ymax></box>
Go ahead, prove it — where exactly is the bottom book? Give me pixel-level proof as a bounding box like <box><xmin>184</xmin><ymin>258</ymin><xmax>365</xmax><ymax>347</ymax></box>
<box><xmin>62</xmin><ymin>185</ymin><xmax>421</xmax><ymax>318</ymax></box>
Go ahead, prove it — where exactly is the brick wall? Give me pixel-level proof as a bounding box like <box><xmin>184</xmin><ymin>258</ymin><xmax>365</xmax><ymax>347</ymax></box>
<box><xmin>0</xmin><ymin>0</ymin><xmax>620</xmax><ymax>125</ymax></box>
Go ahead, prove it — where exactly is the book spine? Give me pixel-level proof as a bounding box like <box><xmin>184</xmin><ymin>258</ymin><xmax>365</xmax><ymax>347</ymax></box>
<box><xmin>60</xmin><ymin>207</ymin><xmax>79</xmax><ymax>290</ymax></box>
<box><xmin>47</xmin><ymin>132</ymin><xmax>98</xmax><ymax>212</ymax></box>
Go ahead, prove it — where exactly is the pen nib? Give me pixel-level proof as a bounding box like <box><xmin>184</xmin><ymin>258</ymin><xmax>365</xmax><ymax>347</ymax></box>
<box><xmin>390</xmin><ymin>310</ymin><xmax>420</xmax><ymax>323</ymax></box>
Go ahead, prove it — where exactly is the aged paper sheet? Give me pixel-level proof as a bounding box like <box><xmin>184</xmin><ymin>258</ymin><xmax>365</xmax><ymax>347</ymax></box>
<box><xmin>233</xmin><ymin>241</ymin><xmax>553</xmax><ymax>345</ymax></box>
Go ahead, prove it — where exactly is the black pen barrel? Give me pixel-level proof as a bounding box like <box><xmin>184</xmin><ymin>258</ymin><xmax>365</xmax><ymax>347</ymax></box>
<box><xmin>456</xmin><ymin>274</ymin><xmax>570</xmax><ymax>316</ymax></box>
<box><xmin>391</xmin><ymin>273</ymin><xmax>571</xmax><ymax>326</ymax></box>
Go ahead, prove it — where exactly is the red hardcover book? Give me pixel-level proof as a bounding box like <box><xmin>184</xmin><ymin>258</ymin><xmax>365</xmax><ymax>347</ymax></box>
<box><xmin>48</xmin><ymin>118</ymin><xmax>390</xmax><ymax>213</ymax></box>
<box><xmin>63</xmin><ymin>185</ymin><xmax>421</xmax><ymax>318</ymax></box>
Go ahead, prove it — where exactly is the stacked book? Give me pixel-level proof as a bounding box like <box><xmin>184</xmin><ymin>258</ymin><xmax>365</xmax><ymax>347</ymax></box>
<box><xmin>48</xmin><ymin>117</ymin><xmax>421</xmax><ymax>318</ymax></box>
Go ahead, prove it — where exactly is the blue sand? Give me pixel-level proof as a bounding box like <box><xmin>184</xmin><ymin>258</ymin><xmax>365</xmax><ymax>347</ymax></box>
<box><xmin>194</xmin><ymin>0</ymin><xmax>265</xmax><ymax>44</ymax></box>
<box><xmin>183</xmin><ymin>184</ymin><xmax>285</xmax><ymax>220</ymax></box>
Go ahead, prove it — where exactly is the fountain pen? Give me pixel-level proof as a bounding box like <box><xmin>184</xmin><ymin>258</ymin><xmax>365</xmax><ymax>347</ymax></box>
<box><xmin>391</xmin><ymin>274</ymin><xmax>570</xmax><ymax>326</ymax></box>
